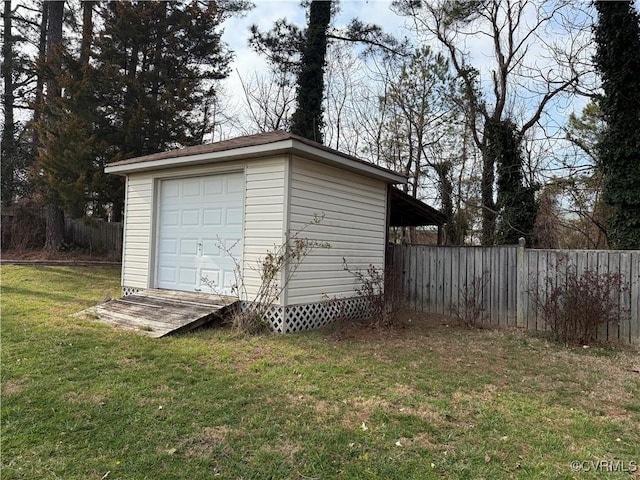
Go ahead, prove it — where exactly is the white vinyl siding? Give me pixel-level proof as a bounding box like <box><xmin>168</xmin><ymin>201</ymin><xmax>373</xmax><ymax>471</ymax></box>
<box><xmin>242</xmin><ymin>160</ymin><xmax>286</xmax><ymax>301</ymax></box>
<box><xmin>286</xmin><ymin>156</ymin><xmax>387</xmax><ymax>304</ymax></box>
<box><xmin>121</xmin><ymin>174</ymin><xmax>153</xmax><ymax>288</ymax></box>
<box><xmin>120</xmin><ymin>157</ymin><xmax>286</xmax><ymax>295</ymax></box>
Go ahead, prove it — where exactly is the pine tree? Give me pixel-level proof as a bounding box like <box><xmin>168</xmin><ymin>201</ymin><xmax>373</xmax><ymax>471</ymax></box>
<box><xmin>95</xmin><ymin>1</ymin><xmax>234</xmax><ymax>156</ymax></box>
<box><xmin>2</xmin><ymin>0</ymin><xmax>18</xmax><ymax>206</ymax></box>
<box><xmin>38</xmin><ymin>0</ymin><xmax>66</xmax><ymax>250</ymax></box>
<box><xmin>34</xmin><ymin>1</ymin><xmax>244</xmax><ymax>222</ymax></box>
<box><xmin>594</xmin><ymin>1</ymin><xmax>640</xmax><ymax>249</ymax></box>
<box><xmin>250</xmin><ymin>0</ymin><xmax>402</xmax><ymax>144</ymax></box>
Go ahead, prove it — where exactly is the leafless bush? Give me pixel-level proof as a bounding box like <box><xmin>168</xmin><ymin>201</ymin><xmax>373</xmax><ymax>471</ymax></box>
<box><xmin>534</xmin><ymin>267</ymin><xmax>628</xmax><ymax>344</ymax></box>
<box><xmin>203</xmin><ymin>214</ymin><xmax>330</xmax><ymax>334</ymax></box>
<box><xmin>6</xmin><ymin>199</ymin><xmax>46</xmax><ymax>250</ymax></box>
<box><xmin>450</xmin><ymin>272</ymin><xmax>489</xmax><ymax>328</ymax></box>
<box><xmin>342</xmin><ymin>260</ymin><xmax>402</xmax><ymax>328</ymax></box>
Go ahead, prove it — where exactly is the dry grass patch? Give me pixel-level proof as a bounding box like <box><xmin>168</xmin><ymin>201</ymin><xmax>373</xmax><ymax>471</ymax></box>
<box><xmin>62</xmin><ymin>391</ymin><xmax>107</xmax><ymax>406</ymax></box>
<box><xmin>179</xmin><ymin>425</ymin><xmax>232</xmax><ymax>458</ymax></box>
<box><xmin>2</xmin><ymin>377</ymin><xmax>29</xmax><ymax>396</ymax></box>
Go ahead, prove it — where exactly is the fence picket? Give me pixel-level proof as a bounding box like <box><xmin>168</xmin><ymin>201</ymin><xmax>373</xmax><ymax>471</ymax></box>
<box><xmin>65</xmin><ymin>219</ymin><xmax>123</xmax><ymax>256</ymax></box>
<box><xmin>393</xmin><ymin>244</ymin><xmax>639</xmax><ymax>345</ymax></box>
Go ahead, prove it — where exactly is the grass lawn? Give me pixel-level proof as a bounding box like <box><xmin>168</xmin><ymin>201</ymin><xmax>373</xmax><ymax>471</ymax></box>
<box><xmin>1</xmin><ymin>265</ymin><xmax>639</xmax><ymax>479</ymax></box>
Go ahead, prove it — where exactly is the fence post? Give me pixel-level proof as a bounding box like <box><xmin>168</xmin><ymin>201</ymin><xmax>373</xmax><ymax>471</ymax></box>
<box><xmin>516</xmin><ymin>237</ymin><xmax>526</xmax><ymax>328</ymax></box>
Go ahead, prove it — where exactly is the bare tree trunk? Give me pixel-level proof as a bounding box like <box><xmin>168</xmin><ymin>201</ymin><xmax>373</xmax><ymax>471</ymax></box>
<box><xmin>32</xmin><ymin>1</ymin><xmax>48</xmax><ymax>148</ymax></box>
<box><xmin>43</xmin><ymin>0</ymin><xmax>65</xmax><ymax>251</ymax></box>
<box><xmin>1</xmin><ymin>0</ymin><xmax>16</xmax><ymax>206</ymax></box>
<box><xmin>80</xmin><ymin>0</ymin><xmax>94</xmax><ymax>67</ymax></box>
<box><xmin>46</xmin><ymin>1</ymin><xmax>63</xmax><ymax>96</ymax></box>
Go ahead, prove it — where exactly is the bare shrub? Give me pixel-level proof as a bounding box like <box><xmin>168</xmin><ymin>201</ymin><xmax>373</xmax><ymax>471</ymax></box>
<box><xmin>534</xmin><ymin>267</ymin><xmax>628</xmax><ymax>344</ymax></box>
<box><xmin>342</xmin><ymin>260</ymin><xmax>402</xmax><ymax>328</ymax></box>
<box><xmin>203</xmin><ymin>214</ymin><xmax>330</xmax><ymax>334</ymax></box>
<box><xmin>450</xmin><ymin>272</ymin><xmax>489</xmax><ymax>328</ymax></box>
<box><xmin>8</xmin><ymin>199</ymin><xmax>46</xmax><ymax>250</ymax></box>
<box><xmin>229</xmin><ymin>308</ymin><xmax>267</xmax><ymax>336</ymax></box>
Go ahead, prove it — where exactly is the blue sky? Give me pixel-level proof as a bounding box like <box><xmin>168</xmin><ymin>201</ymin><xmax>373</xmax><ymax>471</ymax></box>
<box><xmin>221</xmin><ymin>0</ymin><xmax>410</xmax><ymax>100</ymax></box>
<box><xmin>220</xmin><ymin>0</ymin><xmax>596</xmax><ymax>128</ymax></box>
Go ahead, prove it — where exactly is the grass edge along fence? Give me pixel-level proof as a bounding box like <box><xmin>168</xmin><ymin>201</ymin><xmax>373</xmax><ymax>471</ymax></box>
<box><xmin>389</xmin><ymin>242</ymin><xmax>640</xmax><ymax>344</ymax></box>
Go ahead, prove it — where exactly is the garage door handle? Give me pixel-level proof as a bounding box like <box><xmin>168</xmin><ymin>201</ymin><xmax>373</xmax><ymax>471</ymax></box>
<box><xmin>197</xmin><ymin>242</ymin><xmax>203</xmax><ymax>254</ymax></box>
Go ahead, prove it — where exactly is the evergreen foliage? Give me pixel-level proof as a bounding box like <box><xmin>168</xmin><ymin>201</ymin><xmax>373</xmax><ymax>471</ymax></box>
<box><xmin>1</xmin><ymin>0</ymin><xmax>34</xmax><ymax>206</ymax></box>
<box><xmin>487</xmin><ymin>119</ymin><xmax>539</xmax><ymax>245</ymax></box>
<box><xmin>40</xmin><ymin>0</ymin><xmax>66</xmax><ymax>250</ymax></box>
<box><xmin>290</xmin><ymin>0</ymin><xmax>333</xmax><ymax>142</ymax></box>
<box><xmin>594</xmin><ymin>1</ymin><xmax>640</xmax><ymax>249</ymax></box>
<box><xmin>95</xmin><ymin>1</ymin><xmax>233</xmax><ymax>155</ymax></box>
<box><xmin>249</xmin><ymin>1</ymin><xmax>402</xmax><ymax>144</ymax></box>
<box><xmin>33</xmin><ymin>0</ymin><xmax>242</xmax><ymax>221</ymax></box>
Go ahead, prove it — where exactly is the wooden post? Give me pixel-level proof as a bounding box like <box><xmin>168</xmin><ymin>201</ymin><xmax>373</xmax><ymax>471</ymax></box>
<box><xmin>516</xmin><ymin>237</ymin><xmax>526</xmax><ymax>328</ymax></box>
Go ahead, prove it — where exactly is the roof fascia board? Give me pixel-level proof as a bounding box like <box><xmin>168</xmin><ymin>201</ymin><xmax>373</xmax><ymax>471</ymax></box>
<box><xmin>289</xmin><ymin>140</ymin><xmax>406</xmax><ymax>184</ymax></box>
<box><xmin>104</xmin><ymin>140</ymin><xmax>294</xmax><ymax>175</ymax></box>
<box><xmin>105</xmin><ymin>138</ymin><xmax>407</xmax><ymax>184</ymax></box>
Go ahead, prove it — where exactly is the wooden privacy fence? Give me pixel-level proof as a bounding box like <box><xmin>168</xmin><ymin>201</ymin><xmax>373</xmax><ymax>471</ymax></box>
<box><xmin>389</xmin><ymin>242</ymin><xmax>640</xmax><ymax>344</ymax></box>
<box><xmin>65</xmin><ymin>219</ymin><xmax>123</xmax><ymax>255</ymax></box>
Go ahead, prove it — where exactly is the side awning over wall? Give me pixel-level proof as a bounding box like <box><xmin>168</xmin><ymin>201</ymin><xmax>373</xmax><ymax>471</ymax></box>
<box><xmin>388</xmin><ymin>188</ymin><xmax>446</xmax><ymax>227</ymax></box>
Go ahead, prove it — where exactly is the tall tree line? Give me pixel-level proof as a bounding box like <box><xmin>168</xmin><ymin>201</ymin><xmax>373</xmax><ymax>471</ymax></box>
<box><xmin>248</xmin><ymin>0</ymin><xmax>587</xmax><ymax>245</ymax></box>
<box><xmin>4</xmin><ymin>0</ymin><xmax>639</xmax><ymax>250</ymax></box>
<box><xmin>1</xmin><ymin>0</ymin><xmax>249</xmax><ymax>249</ymax></box>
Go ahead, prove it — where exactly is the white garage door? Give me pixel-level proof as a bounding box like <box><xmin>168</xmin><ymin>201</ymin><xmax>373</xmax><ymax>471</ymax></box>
<box><xmin>156</xmin><ymin>173</ymin><xmax>244</xmax><ymax>295</ymax></box>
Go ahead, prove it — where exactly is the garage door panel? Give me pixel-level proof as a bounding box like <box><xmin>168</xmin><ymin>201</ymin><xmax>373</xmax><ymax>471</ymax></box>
<box><xmin>182</xmin><ymin>178</ymin><xmax>201</xmax><ymax>197</ymax></box>
<box><xmin>224</xmin><ymin>238</ymin><xmax>242</xmax><ymax>257</ymax></box>
<box><xmin>225</xmin><ymin>208</ymin><xmax>243</xmax><ymax>225</ymax></box>
<box><xmin>226</xmin><ymin>176</ymin><xmax>244</xmax><ymax>194</ymax></box>
<box><xmin>163</xmin><ymin>182</ymin><xmax>180</xmax><ymax>199</ymax></box>
<box><xmin>178</xmin><ymin>267</ymin><xmax>198</xmax><ymax>286</ymax></box>
<box><xmin>157</xmin><ymin>173</ymin><xmax>244</xmax><ymax>294</ymax></box>
<box><xmin>203</xmin><ymin>208</ymin><xmax>222</xmax><ymax>226</ymax></box>
<box><xmin>200</xmin><ymin>268</ymin><xmax>221</xmax><ymax>293</ymax></box>
<box><xmin>181</xmin><ymin>209</ymin><xmax>200</xmax><ymax>226</ymax></box>
<box><xmin>222</xmin><ymin>270</ymin><xmax>237</xmax><ymax>292</ymax></box>
<box><xmin>201</xmin><ymin>239</ymin><xmax>222</xmax><ymax>257</ymax></box>
<box><xmin>159</xmin><ymin>238</ymin><xmax>178</xmax><ymax>254</ymax></box>
<box><xmin>203</xmin><ymin>177</ymin><xmax>224</xmax><ymax>196</ymax></box>
<box><xmin>158</xmin><ymin>266</ymin><xmax>177</xmax><ymax>284</ymax></box>
<box><xmin>179</xmin><ymin>238</ymin><xmax>199</xmax><ymax>256</ymax></box>
<box><xmin>161</xmin><ymin>210</ymin><xmax>179</xmax><ymax>227</ymax></box>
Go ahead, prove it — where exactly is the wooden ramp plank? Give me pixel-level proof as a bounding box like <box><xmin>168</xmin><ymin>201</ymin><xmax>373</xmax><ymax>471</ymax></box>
<box><xmin>73</xmin><ymin>289</ymin><xmax>238</xmax><ymax>337</ymax></box>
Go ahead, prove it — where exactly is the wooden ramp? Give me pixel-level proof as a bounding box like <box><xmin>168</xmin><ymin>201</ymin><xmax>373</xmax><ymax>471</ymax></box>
<box><xmin>74</xmin><ymin>289</ymin><xmax>239</xmax><ymax>338</ymax></box>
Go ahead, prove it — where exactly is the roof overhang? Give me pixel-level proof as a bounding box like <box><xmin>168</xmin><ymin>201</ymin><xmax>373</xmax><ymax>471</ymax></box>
<box><xmin>389</xmin><ymin>188</ymin><xmax>446</xmax><ymax>227</ymax></box>
<box><xmin>105</xmin><ymin>133</ymin><xmax>406</xmax><ymax>184</ymax></box>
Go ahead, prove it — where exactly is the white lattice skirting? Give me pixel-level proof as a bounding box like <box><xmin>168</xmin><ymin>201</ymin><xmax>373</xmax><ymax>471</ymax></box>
<box><xmin>123</xmin><ymin>287</ymin><xmax>373</xmax><ymax>333</ymax></box>
<box><xmin>242</xmin><ymin>296</ymin><xmax>373</xmax><ymax>333</ymax></box>
<box><xmin>122</xmin><ymin>287</ymin><xmax>143</xmax><ymax>297</ymax></box>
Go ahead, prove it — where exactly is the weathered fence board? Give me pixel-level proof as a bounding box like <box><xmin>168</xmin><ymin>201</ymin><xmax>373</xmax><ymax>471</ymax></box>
<box><xmin>65</xmin><ymin>219</ymin><xmax>123</xmax><ymax>255</ymax></box>
<box><xmin>392</xmin><ymin>243</ymin><xmax>640</xmax><ymax>344</ymax></box>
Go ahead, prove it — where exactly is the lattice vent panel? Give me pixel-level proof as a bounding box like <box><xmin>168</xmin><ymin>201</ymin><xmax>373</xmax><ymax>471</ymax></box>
<box><xmin>122</xmin><ymin>287</ymin><xmax>143</xmax><ymax>297</ymax></box>
<box><xmin>240</xmin><ymin>302</ymin><xmax>284</xmax><ymax>333</ymax></box>
<box><xmin>240</xmin><ymin>297</ymin><xmax>374</xmax><ymax>334</ymax></box>
<box><xmin>284</xmin><ymin>297</ymin><xmax>372</xmax><ymax>333</ymax></box>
